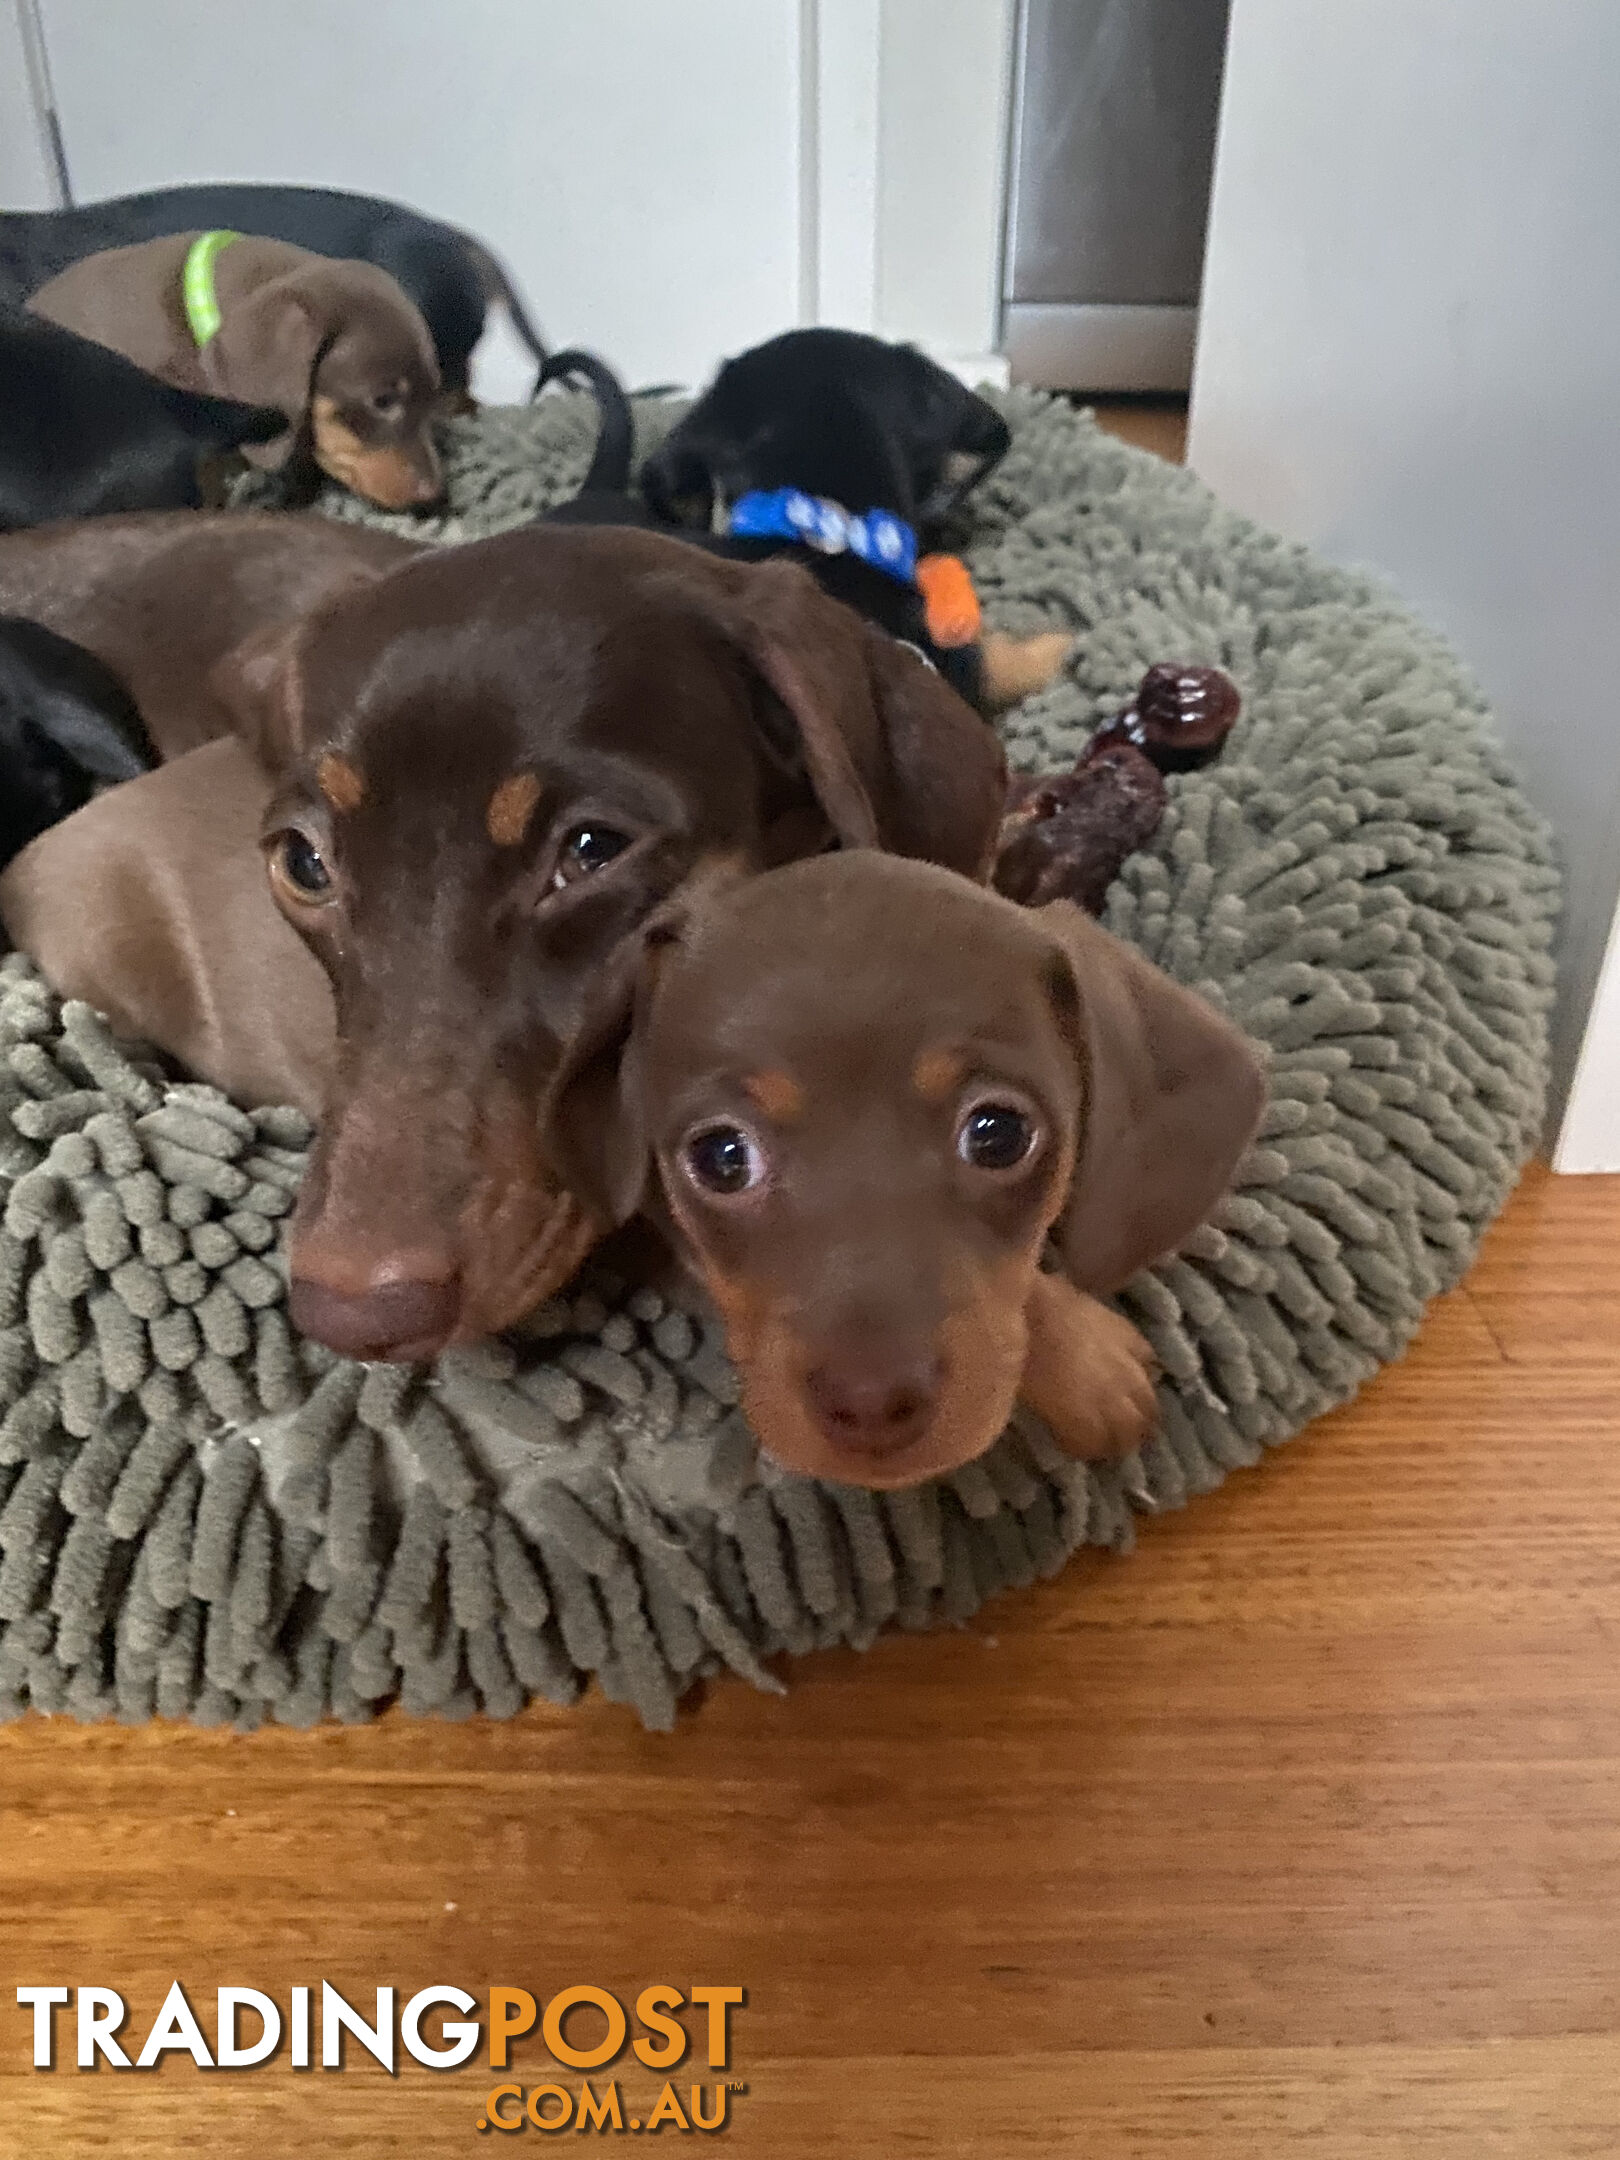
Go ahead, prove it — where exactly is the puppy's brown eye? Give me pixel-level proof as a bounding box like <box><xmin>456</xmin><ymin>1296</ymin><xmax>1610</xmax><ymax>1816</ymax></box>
<box><xmin>269</xmin><ymin>829</ymin><xmax>333</xmax><ymax>903</ymax></box>
<box><xmin>683</xmin><ymin>1124</ymin><xmax>766</xmax><ymax>1196</ymax></box>
<box><xmin>552</xmin><ymin>825</ymin><xmax>632</xmax><ymax>888</ymax></box>
<box><xmin>370</xmin><ymin>391</ymin><xmax>404</xmax><ymax>419</ymax></box>
<box><xmin>957</xmin><ymin>1102</ymin><xmax>1037</xmax><ymax>1172</ymax></box>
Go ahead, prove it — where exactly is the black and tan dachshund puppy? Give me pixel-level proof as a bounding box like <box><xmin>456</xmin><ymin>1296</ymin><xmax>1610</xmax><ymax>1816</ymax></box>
<box><xmin>546</xmin><ymin>332</ymin><xmax>1069</xmax><ymax>713</ymax></box>
<box><xmin>0</xmin><ymin>305</ymin><xmax>285</xmax><ymax>531</ymax></box>
<box><xmin>0</xmin><ymin>617</ymin><xmax>150</xmax><ymax>870</ymax></box>
<box><xmin>639</xmin><ymin>329</ymin><xmax>1071</xmax><ymax>710</ymax></box>
<box><xmin>642</xmin><ymin>328</ymin><xmax>1008</xmax><ymax>534</ymax></box>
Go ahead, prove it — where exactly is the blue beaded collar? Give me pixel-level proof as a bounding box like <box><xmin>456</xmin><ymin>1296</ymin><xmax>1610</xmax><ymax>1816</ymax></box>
<box><xmin>725</xmin><ymin>488</ymin><xmax>918</xmax><ymax>585</ymax></box>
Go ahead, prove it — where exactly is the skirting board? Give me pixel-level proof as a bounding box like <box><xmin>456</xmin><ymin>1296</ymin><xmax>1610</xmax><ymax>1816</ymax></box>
<box><xmin>1003</xmin><ymin>302</ymin><xmax>1197</xmax><ymax>392</ymax></box>
<box><xmin>934</xmin><ymin>350</ymin><xmax>1012</xmax><ymax>390</ymax></box>
<box><xmin>1553</xmin><ymin>897</ymin><xmax>1620</xmax><ymax>1172</ymax></box>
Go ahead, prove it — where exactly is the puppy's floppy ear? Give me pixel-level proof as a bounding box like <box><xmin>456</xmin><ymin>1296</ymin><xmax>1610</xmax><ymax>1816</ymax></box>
<box><xmin>950</xmin><ymin>387</ymin><xmax>1012</xmax><ymax>469</ymax></box>
<box><xmin>206</xmin><ymin>266</ymin><xmax>330</xmax><ymax>457</ymax></box>
<box><xmin>539</xmin><ymin>909</ymin><xmax>686</xmax><ymax>1231</ymax></box>
<box><xmin>206</xmin><ymin>618</ymin><xmax>309</xmax><ymax>772</ymax></box>
<box><xmin>1043</xmin><ymin>904</ymin><xmax>1267</xmax><ymax>1294</ymax></box>
<box><xmin>691</xmin><ymin>557</ymin><xmax>1007</xmax><ymax>876</ymax></box>
<box><xmin>638</xmin><ymin>432</ymin><xmax>718</xmax><ymax>531</ymax></box>
<box><xmin>920</xmin><ymin>382</ymin><xmax>1012</xmax><ymax>524</ymax></box>
<box><xmin>856</xmin><ymin>614</ymin><xmax>1007</xmax><ymax>876</ymax></box>
<box><xmin>204</xmin><ymin>561</ymin><xmax>400</xmax><ymax>773</ymax></box>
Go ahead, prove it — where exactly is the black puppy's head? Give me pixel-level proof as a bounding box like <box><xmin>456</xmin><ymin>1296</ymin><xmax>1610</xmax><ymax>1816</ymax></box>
<box><xmin>0</xmin><ymin>619</ymin><xmax>150</xmax><ymax>872</ymax></box>
<box><xmin>639</xmin><ymin>328</ymin><xmax>1011</xmax><ymax>537</ymax></box>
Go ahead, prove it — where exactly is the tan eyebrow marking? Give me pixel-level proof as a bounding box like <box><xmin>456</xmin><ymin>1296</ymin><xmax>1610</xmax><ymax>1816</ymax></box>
<box><xmin>316</xmin><ymin>753</ymin><xmax>365</xmax><ymax>813</ymax></box>
<box><xmin>743</xmin><ymin>1070</ymin><xmax>805</xmax><ymax>1122</ymax></box>
<box><xmin>912</xmin><ymin>1048</ymin><xmax>967</xmax><ymax>1104</ymax></box>
<box><xmin>487</xmin><ymin>771</ymin><xmax>544</xmax><ymax>848</ymax></box>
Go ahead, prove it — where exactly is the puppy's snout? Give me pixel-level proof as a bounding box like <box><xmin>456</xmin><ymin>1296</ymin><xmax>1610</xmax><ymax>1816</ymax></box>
<box><xmin>803</xmin><ymin>1344</ymin><xmax>944</xmax><ymax>1459</ymax></box>
<box><xmin>288</xmin><ymin>1265</ymin><xmax>459</xmax><ymax>1365</ymax></box>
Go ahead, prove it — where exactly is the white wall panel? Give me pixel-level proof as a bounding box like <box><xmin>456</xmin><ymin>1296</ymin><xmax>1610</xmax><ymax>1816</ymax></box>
<box><xmin>36</xmin><ymin>0</ymin><xmax>805</xmax><ymax>391</ymax></box>
<box><xmin>1190</xmin><ymin>0</ymin><xmax>1620</xmax><ymax>1158</ymax></box>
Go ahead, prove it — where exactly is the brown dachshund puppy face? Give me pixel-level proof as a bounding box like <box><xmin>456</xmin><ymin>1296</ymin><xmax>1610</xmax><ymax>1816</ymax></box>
<box><xmin>619</xmin><ymin>859</ymin><xmax>1087</xmax><ymax>1487</ymax></box>
<box><xmin>256</xmin><ymin>559</ymin><xmax>783</xmax><ymax>1360</ymax></box>
<box><xmin>305</xmin><ymin>266</ymin><xmax>444</xmax><ymax>510</ymax></box>
<box><xmin>546</xmin><ymin>848</ymin><xmax>1265</xmax><ymax>1487</ymax></box>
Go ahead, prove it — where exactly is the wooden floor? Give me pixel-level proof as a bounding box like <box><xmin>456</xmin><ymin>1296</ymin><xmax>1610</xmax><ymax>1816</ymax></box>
<box><xmin>6</xmin><ymin>409</ymin><xmax>1618</xmax><ymax>2157</ymax></box>
<box><xmin>1087</xmin><ymin>395</ymin><xmax>1190</xmax><ymax>464</ymax></box>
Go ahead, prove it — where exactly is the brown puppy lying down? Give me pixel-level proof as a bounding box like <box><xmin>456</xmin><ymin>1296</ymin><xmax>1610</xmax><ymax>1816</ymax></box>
<box><xmin>0</xmin><ymin>528</ymin><xmax>1004</xmax><ymax>1372</ymax></box>
<box><xmin>0</xmin><ymin>511</ymin><xmax>418</xmax><ymax>758</ymax></box>
<box><xmin>28</xmin><ymin>234</ymin><xmax>445</xmax><ymax>510</ymax></box>
<box><xmin>0</xmin><ymin>738</ymin><xmax>335</xmax><ymax>1117</ymax></box>
<box><xmin>543</xmin><ymin>854</ymin><xmax>1266</xmax><ymax>1489</ymax></box>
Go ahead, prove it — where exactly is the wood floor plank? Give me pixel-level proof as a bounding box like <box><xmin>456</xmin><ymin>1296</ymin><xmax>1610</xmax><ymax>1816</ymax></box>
<box><xmin>1463</xmin><ymin>1166</ymin><xmax>1620</xmax><ymax>1369</ymax></box>
<box><xmin>1089</xmin><ymin>398</ymin><xmax>1190</xmax><ymax>463</ymax></box>
<box><xmin>744</xmin><ymin>2038</ymin><xmax>1620</xmax><ymax>2158</ymax></box>
<box><xmin>4</xmin><ymin>2037</ymin><xmax>1616</xmax><ymax>2159</ymax></box>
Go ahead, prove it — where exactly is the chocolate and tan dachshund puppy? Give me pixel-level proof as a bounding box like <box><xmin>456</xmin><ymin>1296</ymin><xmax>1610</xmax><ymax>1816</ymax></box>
<box><xmin>544</xmin><ymin>853</ymin><xmax>1266</xmax><ymax>1489</ymax></box>
<box><xmin>1</xmin><ymin>527</ymin><xmax>1005</xmax><ymax>1372</ymax></box>
<box><xmin>2</xmin><ymin>181</ymin><xmax>548</xmax><ymax>397</ymax></box>
<box><xmin>28</xmin><ymin>234</ymin><xmax>445</xmax><ymax>509</ymax></box>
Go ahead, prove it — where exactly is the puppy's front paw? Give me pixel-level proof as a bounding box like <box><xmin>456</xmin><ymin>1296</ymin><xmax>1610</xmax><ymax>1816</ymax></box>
<box><xmin>981</xmin><ymin>629</ymin><xmax>1074</xmax><ymax>710</ymax></box>
<box><xmin>1034</xmin><ymin>1334</ymin><xmax>1159</xmax><ymax>1461</ymax></box>
<box><xmin>1017</xmin><ymin>1272</ymin><xmax>1159</xmax><ymax>1460</ymax></box>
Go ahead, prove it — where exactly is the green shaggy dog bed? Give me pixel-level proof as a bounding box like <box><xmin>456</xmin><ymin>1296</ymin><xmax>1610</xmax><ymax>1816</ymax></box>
<box><xmin>0</xmin><ymin>396</ymin><xmax>1558</xmax><ymax>1731</ymax></box>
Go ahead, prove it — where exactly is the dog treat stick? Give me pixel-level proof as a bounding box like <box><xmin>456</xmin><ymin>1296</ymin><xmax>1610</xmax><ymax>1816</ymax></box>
<box><xmin>994</xmin><ymin>744</ymin><xmax>1167</xmax><ymax>913</ymax></box>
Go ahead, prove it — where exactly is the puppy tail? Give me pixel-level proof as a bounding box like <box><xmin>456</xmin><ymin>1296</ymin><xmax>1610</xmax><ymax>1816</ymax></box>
<box><xmin>462</xmin><ymin>236</ymin><xmax>550</xmax><ymax>375</ymax></box>
<box><xmin>535</xmin><ymin>347</ymin><xmax>635</xmax><ymax>496</ymax></box>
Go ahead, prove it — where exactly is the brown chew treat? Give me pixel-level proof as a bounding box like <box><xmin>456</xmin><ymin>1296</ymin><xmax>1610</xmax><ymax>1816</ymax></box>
<box><xmin>994</xmin><ymin>660</ymin><xmax>1234</xmax><ymax>912</ymax></box>
<box><xmin>1089</xmin><ymin>662</ymin><xmax>1241</xmax><ymax>773</ymax></box>
<box><xmin>992</xmin><ymin>742</ymin><xmax>1167</xmax><ymax>914</ymax></box>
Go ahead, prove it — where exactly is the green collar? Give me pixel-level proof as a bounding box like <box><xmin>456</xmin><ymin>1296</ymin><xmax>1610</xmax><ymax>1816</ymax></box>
<box><xmin>181</xmin><ymin>230</ymin><xmax>241</xmax><ymax>347</ymax></box>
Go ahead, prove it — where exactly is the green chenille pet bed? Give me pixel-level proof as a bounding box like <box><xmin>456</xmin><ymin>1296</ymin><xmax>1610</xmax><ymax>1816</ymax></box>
<box><xmin>0</xmin><ymin>394</ymin><xmax>1559</xmax><ymax>1731</ymax></box>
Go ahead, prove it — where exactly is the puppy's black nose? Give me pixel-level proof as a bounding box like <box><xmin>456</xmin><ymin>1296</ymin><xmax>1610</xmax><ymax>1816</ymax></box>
<box><xmin>803</xmin><ymin>1347</ymin><xmax>943</xmax><ymax>1458</ymax></box>
<box><xmin>288</xmin><ymin>1272</ymin><xmax>459</xmax><ymax>1364</ymax></box>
